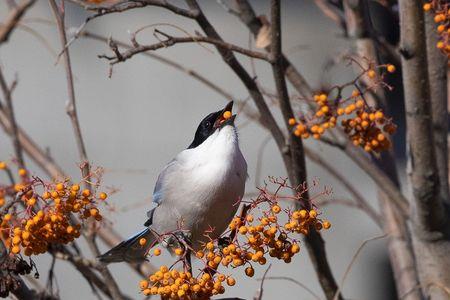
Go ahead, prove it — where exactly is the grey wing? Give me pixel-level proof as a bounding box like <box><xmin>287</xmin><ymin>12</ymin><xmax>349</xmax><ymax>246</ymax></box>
<box><xmin>144</xmin><ymin>159</ymin><xmax>180</xmax><ymax>226</ymax></box>
<box><xmin>152</xmin><ymin>159</ymin><xmax>180</xmax><ymax>205</ymax></box>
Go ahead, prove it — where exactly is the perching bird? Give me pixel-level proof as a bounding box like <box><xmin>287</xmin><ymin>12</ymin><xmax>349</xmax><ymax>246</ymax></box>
<box><xmin>99</xmin><ymin>101</ymin><xmax>247</xmax><ymax>263</ymax></box>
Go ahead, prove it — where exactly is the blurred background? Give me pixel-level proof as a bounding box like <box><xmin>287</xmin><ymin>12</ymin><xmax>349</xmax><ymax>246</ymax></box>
<box><xmin>0</xmin><ymin>1</ymin><xmax>395</xmax><ymax>299</ymax></box>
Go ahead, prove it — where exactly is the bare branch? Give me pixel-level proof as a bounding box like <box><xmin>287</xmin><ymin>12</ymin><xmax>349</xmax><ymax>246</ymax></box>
<box><xmin>269</xmin><ymin>1</ymin><xmax>341</xmax><ymax>299</ymax></box>
<box><xmin>425</xmin><ymin>9</ymin><xmax>449</xmax><ymax>206</ymax></box>
<box><xmin>333</xmin><ymin>234</ymin><xmax>387</xmax><ymax>300</ymax></box>
<box><xmin>399</xmin><ymin>1</ymin><xmax>450</xmax><ymax>298</ymax></box>
<box><xmin>0</xmin><ymin>0</ymin><xmax>36</xmax><ymax>45</ymax></box>
<box><xmin>99</xmin><ymin>30</ymin><xmax>269</xmax><ymax>68</ymax></box>
<box><xmin>48</xmin><ymin>1</ymin><xmax>123</xmax><ymax>299</ymax></box>
<box><xmin>0</xmin><ymin>69</ymin><xmax>25</xmax><ymax>169</ymax></box>
<box><xmin>304</xmin><ymin>146</ymin><xmax>381</xmax><ymax>227</ymax></box>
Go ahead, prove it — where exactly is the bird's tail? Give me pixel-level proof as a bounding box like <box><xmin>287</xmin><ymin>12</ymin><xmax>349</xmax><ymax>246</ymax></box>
<box><xmin>98</xmin><ymin>228</ymin><xmax>155</xmax><ymax>264</ymax></box>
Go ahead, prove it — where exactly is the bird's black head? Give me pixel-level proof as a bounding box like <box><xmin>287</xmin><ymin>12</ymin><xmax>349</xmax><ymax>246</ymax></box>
<box><xmin>188</xmin><ymin>101</ymin><xmax>235</xmax><ymax>149</ymax></box>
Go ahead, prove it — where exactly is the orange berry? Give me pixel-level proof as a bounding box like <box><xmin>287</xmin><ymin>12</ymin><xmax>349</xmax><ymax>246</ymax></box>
<box><xmin>245</xmin><ymin>266</ymin><xmax>254</xmax><ymax>277</ymax></box>
<box><xmin>139</xmin><ymin>279</ymin><xmax>149</xmax><ymax>290</ymax></box>
<box><xmin>27</xmin><ymin>198</ymin><xmax>36</xmax><ymax>206</ymax></box>
<box><xmin>437</xmin><ymin>41</ymin><xmax>444</xmax><ymax>49</ymax></box>
<box><xmin>174</xmin><ymin>248</ymin><xmax>184</xmax><ymax>256</ymax></box>
<box><xmin>18</xmin><ymin>168</ymin><xmax>27</xmax><ymax>176</ymax></box>
<box><xmin>375</xmin><ymin>111</ymin><xmax>384</xmax><ymax>120</ymax></box>
<box><xmin>356</xmin><ymin>100</ymin><xmax>364</xmax><ymax>109</ymax></box>
<box><xmin>139</xmin><ymin>238</ymin><xmax>147</xmax><ymax>246</ymax></box>
<box><xmin>291</xmin><ymin>243</ymin><xmax>300</xmax><ymax>254</ymax></box>
<box><xmin>0</xmin><ymin>161</ymin><xmax>6</xmax><ymax>169</ymax></box>
<box><xmin>367</xmin><ymin>69</ymin><xmax>376</xmax><ymax>79</ymax></box>
<box><xmin>309</xmin><ymin>210</ymin><xmax>317</xmax><ymax>218</ymax></box>
<box><xmin>56</xmin><ymin>183</ymin><xmax>64</xmax><ymax>191</ymax></box>
<box><xmin>288</xmin><ymin>118</ymin><xmax>296</xmax><ymax>126</ymax></box>
<box><xmin>226</xmin><ymin>277</ymin><xmax>236</xmax><ymax>286</ymax></box>
<box><xmin>223</xmin><ymin>111</ymin><xmax>232</xmax><ymax>120</ymax></box>
<box><xmin>4</xmin><ymin>214</ymin><xmax>11</xmax><ymax>221</ymax></box>
<box><xmin>12</xmin><ymin>236</ymin><xmax>21</xmax><ymax>245</ymax></box>
<box><xmin>89</xmin><ymin>208</ymin><xmax>99</xmax><ymax>217</ymax></box>
<box><xmin>42</xmin><ymin>191</ymin><xmax>51</xmax><ymax>200</ymax></box>
<box><xmin>99</xmin><ymin>192</ymin><xmax>107</xmax><ymax>200</ymax></box>
<box><xmin>434</xmin><ymin>14</ymin><xmax>445</xmax><ymax>23</ymax></box>
<box><xmin>423</xmin><ymin>3</ymin><xmax>431</xmax><ymax>11</ymax></box>
<box><xmin>82</xmin><ymin>189</ymin><xmax>91</xmax><ymax>197</ymax></box>
<box><xmin>323</xmin><ymin>220</ymin><xmax>331</xmax><ymax>229</ymax></box>
<box><xmin>271</xmin><ymin>205</ymin><xmax>281</xmax><ymax>214</ymax></box>
<box><xmin>153</xmin><ymin>248</ymin><xmax>161</xmax><ymax>256</ymax></box>
<box><xmin>71</xmin><ymin>184</ymin><xmax>80</xmax><ymax>192</ymax></box>
<box><xmin>11</xmin><ymin>245</ymin><xmax>20</xmax><ymax>254</ymax></box>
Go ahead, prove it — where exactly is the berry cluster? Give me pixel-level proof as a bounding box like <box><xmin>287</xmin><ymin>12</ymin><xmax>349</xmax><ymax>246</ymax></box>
<box><xmin>0</xmin><ymin>164</ymin><xmax>108</xmax><ymax>256</ymax></box>
<box><xmin>424</xmin><ymin>1</ymin><xmax>450</xmax><ymax>58</ymax></box>
<box><xmin>341</xmin><ymin>104</ymin><xmax>396</xmax><ymax>153</ymax></box>
<box><xmin>139</xmin><ymin>266</ymin><xmax>234</xmax><ymax>298</ymax></box>
<box><xmin>139</xmin><ymin>179</ymin><xmax>331</xmax><ymax>299</ymax></box>
<box><xmin>289</xmin><ymin>64</ymin><xmax>397</xmax><ymax>153</ymax></box>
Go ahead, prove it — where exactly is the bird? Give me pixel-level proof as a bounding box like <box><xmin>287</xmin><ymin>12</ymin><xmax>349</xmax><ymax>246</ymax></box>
<box><xmin>98</xmin><ymin>101</ymin><xmax>247</xmax><ymax>263</ymax></box>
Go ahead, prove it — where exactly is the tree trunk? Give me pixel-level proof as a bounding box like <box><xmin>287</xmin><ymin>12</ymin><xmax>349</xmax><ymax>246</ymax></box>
<box><xmin>399</xmin><ymin>1</ymin><xmax>450</xmax><ymax>298</ymax></box>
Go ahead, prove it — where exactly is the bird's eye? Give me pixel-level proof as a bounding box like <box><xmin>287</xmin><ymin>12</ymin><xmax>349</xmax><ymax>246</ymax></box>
<box><xmin>205</xmin><ymin>122</ymin><xmax>211</xmax><ymax>127</ymax></box>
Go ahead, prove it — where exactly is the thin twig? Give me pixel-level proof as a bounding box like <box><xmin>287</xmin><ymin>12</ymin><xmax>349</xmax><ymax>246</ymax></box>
<box><xmin>99</xmin><ymin>31</ymin><xmax>269</xmax><ymax>68</ymax></box>
<box><xmin>333</xmin><ymin>234</ymin><xmax>387</xmax><ymax>300</ymax></box>
<box><xmin>0</xmin><ymin>0</ymin><xmax>36</xmax><ymax>44</ymax></box>
<box><xmin>304</xmin><ymin>146</ymin><xmax>381</xmax><ymax>227</ymax></box>
<box><xmin>48</xmin><ymin>1</ymin><xmax>122</xmax><ymax>299</ymax></box>
<box><xmin>0</xmin><ymin>68</ymin><xmax>25</xmax><ymax>169</ymax></box>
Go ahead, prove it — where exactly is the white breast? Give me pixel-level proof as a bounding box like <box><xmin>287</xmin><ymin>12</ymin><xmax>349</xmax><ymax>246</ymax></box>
<box><xmin>152</xmin><ymin>125</ymin><xmax>247</xmax><ymax>248</ymax></box>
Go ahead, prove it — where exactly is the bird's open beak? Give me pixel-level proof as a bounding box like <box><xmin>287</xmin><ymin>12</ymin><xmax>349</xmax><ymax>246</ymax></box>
<box><xmin>214</xmin><ymin>101</ymin><xmax>236</xmax><ymax>129</ymax></box>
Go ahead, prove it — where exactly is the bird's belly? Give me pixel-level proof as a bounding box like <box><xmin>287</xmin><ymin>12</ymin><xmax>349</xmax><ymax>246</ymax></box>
<box><xmin>152</xmin><ymin>158</ymin><xmax>245</xmax><ymax>249</ymax></box>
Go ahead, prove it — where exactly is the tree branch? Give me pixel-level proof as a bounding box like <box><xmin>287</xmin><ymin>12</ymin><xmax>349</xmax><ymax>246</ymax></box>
<box><xmin>0</xmin><ymin>0</ymin><xmax>36</xmax><ymax>45</ymax></box>
<box><xmin>399</xmin><ymin>0</ymin><xmax>450</xmax><ymax>298</ymax></box>
<box><xmin>304</xmin><ymin>146</ymin><xmax>381</xmax><ymax>227</ymax></box>
<box><xmin>424</xmin><ymin>8</ymin><xmax>449</xmax><ymax>206</ymax></box>
<box><xmin>48</xmin><ymin>1</ymin><xmax>123</xmax><ymax>299</ymax></box>
<box><xmin>0</xmin><ymin>68</ymin><xmax>25</xmax><ymax>169</ymax></box>
<box><xmin>269</xmin><ymin>1</ymin><xmax>341</xmax><ymax>299</ymax></box>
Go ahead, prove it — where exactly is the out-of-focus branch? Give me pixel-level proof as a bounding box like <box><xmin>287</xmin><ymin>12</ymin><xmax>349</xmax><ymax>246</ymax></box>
<box><xmin>232</xmin><ymin>0</ymin><xmax>313</xmax><ymax>99</ymax></box>
<box><xmin>0</xmin><ymin>106</ymin><xmax>157</xmax><ymax>277</ymax></box>
<box><xmin>55</xmin><ymin>248</ymin><xmax>133</xmax><ymax>300</ymax></box>
<box><xmin>69</xmin><ymin>0</ymin><xmax>197</xmax><ymax>19</ymax></box>
<box><xmin>314</xmin><ymin>0</ymin><xmax>347</xmax><ymax>34</ymax></box>
<box><xmin>304</xmin><ymin>146</ymin><xmax>381</xmax><ymax>227</ymax></box>
<box><xmin>99</xmin><ymin>30</ymin><xmax>269</xmax><ymax>67</ymax></box>
<box><xmin>183</xmin><ymin>0</ymin><xmax>288</xmax><ymax>166</ymax></box>
<box><xmin>48</xmin><ymin>1</ymin><xmax>123</xmax><ymax>299</ymax></box>
<box><xmin>399</xmin><ymin>0</ymin><xmax>444</xmax><ymax>236</ymax></box>
<box><xmin>341</xmin><ymin>3</ymin><xmax>419</xmax><ymax>298</ymax></box>
<box><xmin>399</xmin><ymin>1</ymin><xmax>450</xmax><ymax>298</ymax></box>
<box><xmin>269</xmin><ymin>1</ymin><xmax>341</xmax><ymax>299</ymax></box>
<box><xmin>0</xmin><ymin>68</ymin><xmax>25</xmax><ymax>169</ymax></box>
<box><xmin>424</xmin><ymin>10</ymin><xmax>449</xmax><ymax>206</ymax></box>
<box><xmin>82</xmin><ymin>31</ymin><xmax>234</xmax><ymax>100</ymax></box>
<box><xmin>49</xmin><ymin>0</ymin><xmax>91</xmax><ymax>190</ymax></box>
<box><xmin>0</xmin><ymin>0</ymin><xmax>36</xmax><ymax>45</ymax></box>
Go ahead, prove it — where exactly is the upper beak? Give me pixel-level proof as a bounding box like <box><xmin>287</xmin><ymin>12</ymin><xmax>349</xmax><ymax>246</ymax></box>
<box><xmin>214</xmin><ymin>101</ymin><xmax>236</xmax><ymax>128</ymax></box>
